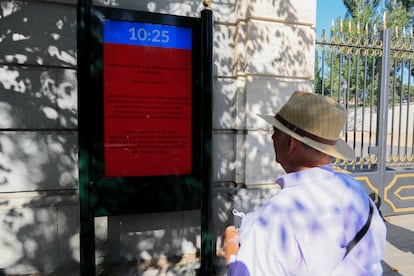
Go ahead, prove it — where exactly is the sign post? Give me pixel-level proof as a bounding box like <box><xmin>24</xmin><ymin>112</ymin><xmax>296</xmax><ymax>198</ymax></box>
<box><xmin>200</xmin><ymin>7</ymin><xmax>213</xmax><ymax>276</ymax></box>
<box><xmin>77</xmin><ymin>0</ymin><xmax>95</xmax><ymax>275</ymax></box>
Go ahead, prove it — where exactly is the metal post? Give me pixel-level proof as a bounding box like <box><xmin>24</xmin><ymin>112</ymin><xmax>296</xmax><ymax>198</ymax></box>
<box><xmin>200</xmin><ymin>6</ymin><xmax>213</xmax><ymax>276</ymax></box>
<box><xmin>376</xmin><ymin>29</ymin><xmax>391</xmax><ymax>196</ymax></box>
<box><xmin>77</xmin><ymin>0</ymin><xmax>96</xmax><ymax>275</ymax></box>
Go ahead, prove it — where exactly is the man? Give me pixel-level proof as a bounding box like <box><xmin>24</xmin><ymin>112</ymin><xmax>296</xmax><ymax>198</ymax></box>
<box><xmin>225</xmin><ymin>91</ymin><xmax>386</xmax><ymax>275</ymax></box>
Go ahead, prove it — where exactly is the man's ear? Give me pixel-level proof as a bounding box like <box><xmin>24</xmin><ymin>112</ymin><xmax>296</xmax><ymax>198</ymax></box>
<box><xmin>287</xmin><ymin>137</ymin><xmax>298</xmax><ymax>153</ymax></box>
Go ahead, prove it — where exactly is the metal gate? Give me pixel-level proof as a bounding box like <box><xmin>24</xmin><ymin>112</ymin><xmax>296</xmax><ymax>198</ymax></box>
<box><xmin>316</xmin><ymin>26</ymin><xmax>414</xmax><ymax>216</ymax></box>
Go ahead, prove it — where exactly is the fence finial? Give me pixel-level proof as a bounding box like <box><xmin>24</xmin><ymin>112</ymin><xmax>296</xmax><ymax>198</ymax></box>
<box><xmin>202</xmin><ymin>0</ymin><xmax>211</xmax><ymax>7</ymax></box>
<box><xmin>331</xmin><ymin>19</ymin><xmax>335</xmax><ymax>33</ymax></box>
<box><xmin>382</xmin><ymin>12</ymin><xmax>387</xmax><ymax>30</ymax></box>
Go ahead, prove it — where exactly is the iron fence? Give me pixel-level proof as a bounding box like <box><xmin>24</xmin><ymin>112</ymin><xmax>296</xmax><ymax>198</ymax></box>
<box><xmin>316</xmin><ymin>25</ymin><xmax>414</xmax><ymax>171</ymax></box>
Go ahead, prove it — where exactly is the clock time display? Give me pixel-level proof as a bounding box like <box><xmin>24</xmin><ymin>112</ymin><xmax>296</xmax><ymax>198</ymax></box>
<box><xmin>129</xmin><ymin>27</ymin><xmax>170</xmax><ymax>43</ymax></box>
<box><xmin>103</xmin><ymin>19</ymin><xmax>192</xmax><ymax>50</ymax></box>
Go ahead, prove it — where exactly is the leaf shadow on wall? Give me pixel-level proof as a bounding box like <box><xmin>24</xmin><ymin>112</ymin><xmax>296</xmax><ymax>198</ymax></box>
<box><xmin>0</xmin><ymin>0</ymin><xmax>78</xmax><ymax>274</ymax></box>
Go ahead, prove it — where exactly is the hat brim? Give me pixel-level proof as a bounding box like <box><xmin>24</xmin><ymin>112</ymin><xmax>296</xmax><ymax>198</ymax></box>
<box><xmin>258</xmin><ymin>114</ymin><xmax>355</xmax><ymax>161</ymax></box>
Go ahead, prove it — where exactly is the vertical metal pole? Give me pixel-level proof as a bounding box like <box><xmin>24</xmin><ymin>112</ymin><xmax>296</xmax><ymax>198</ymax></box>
<box><xmin>200</xmin><ymin>7</ymin><xmax>213</xmax><ymax>276</ymax></box>
<box><xmin>77</xmin><ymin>0</ymin><xmax>96</xmax><ymax>275</ymax></box>
<box><xmin>377</xmin><ymin>29</ymin><xmax>391</xmax><ymax>196</ymax></box>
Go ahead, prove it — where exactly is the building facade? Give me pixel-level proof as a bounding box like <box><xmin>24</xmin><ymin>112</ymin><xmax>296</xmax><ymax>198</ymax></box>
<box><xmin>0</xmin><ymin>0</ymin><xmax>316</xmax><ymax>274</ymax></box>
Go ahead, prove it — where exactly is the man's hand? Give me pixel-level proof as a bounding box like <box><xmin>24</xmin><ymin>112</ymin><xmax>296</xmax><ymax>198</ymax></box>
<box><xmin>224</xmin><ymin>225</ymin><xmax>240</xmax><ymax>265</ymax></box>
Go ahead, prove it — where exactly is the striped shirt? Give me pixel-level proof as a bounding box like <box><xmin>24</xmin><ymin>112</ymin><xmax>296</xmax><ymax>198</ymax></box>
<box><xmin>228</xmin><ymin>165</ymin><xmax>386</xmax><ymax>276</ymax></box>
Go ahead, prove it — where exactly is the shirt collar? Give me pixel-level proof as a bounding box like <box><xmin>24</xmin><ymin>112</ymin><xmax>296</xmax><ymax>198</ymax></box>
<box><xmin>275</xmin><ymin>164</ymin><xmax>334</xmax><ymax>189</ymax></box>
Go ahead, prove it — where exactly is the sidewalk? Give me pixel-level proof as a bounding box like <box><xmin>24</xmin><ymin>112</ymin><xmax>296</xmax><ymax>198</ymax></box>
<box><xmin>383</xmin><ymin>213</ymin><xmax>414</xmax><ymax>275</ymax></box>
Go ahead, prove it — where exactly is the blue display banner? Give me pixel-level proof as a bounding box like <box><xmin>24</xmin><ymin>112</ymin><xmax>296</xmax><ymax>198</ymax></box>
<box><xmin>103</xmin><ymin>19</ymin><xmax>192</xmax><ymax>50</ymax></box>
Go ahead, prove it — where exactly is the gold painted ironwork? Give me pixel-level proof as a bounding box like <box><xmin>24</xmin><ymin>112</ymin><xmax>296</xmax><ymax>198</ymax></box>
<box><xmin>319</xmin><ymin>16</ymin><xmax>414</xmax><ymax>170</ymax></box>
<box><xmin>319</xmin><ymin>13</ymin><xmax>414</xmax><ymax>215</ymax></box>
<box><xmin>354</xmin><ymin>176</ymin><xmax>380</xmax><ymax>199</ymax></box>
<box><xmin>384</xmin><ymin>174</ymin><xmax>414</xmax><ymax>212</ymax></box>
<box><xmin>202</xmin><ymin>0</ymin><xmax>211</xmax><ymax>7</ymax></box>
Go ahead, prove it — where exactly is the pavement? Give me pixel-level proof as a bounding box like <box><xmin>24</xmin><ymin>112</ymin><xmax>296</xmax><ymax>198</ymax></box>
<box><xmin>382</xmin><ymin>213</ymin><xmax>414</xmax><ymax>276</ymax></box>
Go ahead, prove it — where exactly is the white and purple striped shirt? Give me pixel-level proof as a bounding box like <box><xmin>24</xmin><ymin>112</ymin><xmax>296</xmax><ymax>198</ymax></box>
<box><xmin>228</xmin><ymin>165</ymin><xmax>386</xmax><ymax>276</ymax></box>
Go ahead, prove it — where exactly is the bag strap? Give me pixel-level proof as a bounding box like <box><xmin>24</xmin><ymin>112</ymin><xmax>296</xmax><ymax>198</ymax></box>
<box><xmin>343</xmin><ymin>202</ymin><xmax>374</xmax><ymax>259</ymax></box>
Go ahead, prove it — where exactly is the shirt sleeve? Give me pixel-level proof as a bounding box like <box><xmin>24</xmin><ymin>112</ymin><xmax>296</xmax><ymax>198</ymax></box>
<box><xmin>228</xmin><ymin>204</ymin><xmax>304</xmax><ymax>275</ymax></box>
<box><xmin>227</xmin><ymin>261</ymin><xmax>250</xmax><ymax>276</ymax></box>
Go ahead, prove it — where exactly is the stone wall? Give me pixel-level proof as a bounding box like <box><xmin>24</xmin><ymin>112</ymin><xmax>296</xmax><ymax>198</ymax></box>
<box><xmin>0</xmin><ymin>0</ymin><xmax>78</xmax><ymax>274</ymax></box>
<box><xmin>0</xmin><ymin>0</ymin><xmax>316</xmax><ymax>274</ymax></box>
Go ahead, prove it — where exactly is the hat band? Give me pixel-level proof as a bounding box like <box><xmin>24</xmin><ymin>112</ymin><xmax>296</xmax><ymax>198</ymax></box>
<box><xmin>275</xmin><ymin>114</ymin><xmax>338</xmax><ymax>145</ymax></box>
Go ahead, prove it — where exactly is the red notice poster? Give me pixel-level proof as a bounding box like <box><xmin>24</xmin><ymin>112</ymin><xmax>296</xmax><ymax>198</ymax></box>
<box><xmin>103</xmin><ymin>20</ymin><xmax>192</xmax><ymax>177</ymax></box>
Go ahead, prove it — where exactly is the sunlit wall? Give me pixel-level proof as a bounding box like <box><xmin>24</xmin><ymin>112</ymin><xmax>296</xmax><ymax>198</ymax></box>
<box><xmin>0</xmin><ymin>0</ymin><xmax>316</xmax><ymax>274</ymax></box>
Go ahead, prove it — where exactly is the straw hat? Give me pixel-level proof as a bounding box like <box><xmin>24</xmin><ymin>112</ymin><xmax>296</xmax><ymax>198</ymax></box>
<box><xmin>258</xmin><ymin>91</ymin><xmax>355</xmax><ymax>160</ymax></box>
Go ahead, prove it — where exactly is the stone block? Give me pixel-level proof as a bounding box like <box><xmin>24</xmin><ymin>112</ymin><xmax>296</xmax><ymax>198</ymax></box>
<box><xmin>0</xmin><ymin>1</ymin><xmax>76</xmax><ymax>67</ymax></box>
<box><xmin>213</xmin><ymin>24</ymin><xmax>236</xmax><ymax>77</ymax></box>
<box><xmin>93</xmin><ymin>0</ymin><xmax>204</xmax><ymax>17</ymax></box>
<box><xmin>244</xmin><ymin>130</ymin><xmax>285</xmax><ymax>184</ymax></box>
<box><xmin>0</xmin><ymin>206</ymin><xmax>59</xmax><ymax>274</ymax></box>
<box><xmin>57</xmin><ymin>204</ymin><xmax>80</xmax><ymax>273</ymax></box>
<box><xmin>248</xmin><ymin>0</ymin><xmax>316</xmax><ymax>24</ymax></box>
<box><xmin>212</xmin><ymin>131</ymin><xmax>236</xmax><ymax>182</ymax></box>
<box><xmin>241</xmin><ymin>21</ymin><xmax>315</xmax><ymax>78</ymax></box>
<box><xmin>0</xmin><ymin>66</ymin><xmax>77</xmax><ymax>129</ymax></box>
<box><xmin>0</xmin><ymin>131</ymin><xmax>78</xmax><ymax>192</ymax></box>
<box><xmin>210</xmin><ymin>0</ymin><xmax>239</xmax><ymax>22</ymax></box>
<box><xmin>234</xmin><ymin>77</ymin><xmax>247</xmax><ymax>130</ymax></box>
<box><xmin>213</xmin><ymin>78</ymin><xmax>236</xmax><ymax>130</ymax></box>
<box><xmin>233</xmin><ymin>186</ymin><xmax>280</xmax><ymax>218</ymax></box>
<box><xmin>245</xmin><ymin>77</ymin><xmax>313</xmax><ymax>130</ymax></box>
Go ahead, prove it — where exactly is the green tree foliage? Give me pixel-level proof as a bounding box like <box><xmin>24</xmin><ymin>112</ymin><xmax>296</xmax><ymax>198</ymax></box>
<box><xmin>315</xmin><ymin>0</ymin><xmax>414</xmax><ymax>104</ymax></box>
<box><xmin>343</xmin><ymin>0</ymin><xmax>381</xmax><ymax>23</ymax></box>
<box><xmin>386</xmin><ymin>0</ymin><xmax>413</xmax><ymax>27</ymax></box>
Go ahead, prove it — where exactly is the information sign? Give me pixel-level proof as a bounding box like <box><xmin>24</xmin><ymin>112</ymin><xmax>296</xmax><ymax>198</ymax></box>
<box><xmin>79</xmin><ymin>6</ymin><xmax>212</xmax><ymax>275</ymax></box>
<box><xmin>103</xmin><ymin>20</ymin><xmax>193</xmax><ymax>177</ymax></box>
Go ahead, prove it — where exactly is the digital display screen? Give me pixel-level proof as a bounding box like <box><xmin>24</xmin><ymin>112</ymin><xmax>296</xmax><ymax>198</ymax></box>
<box><xmin>103</xmin><ymin>19</ymin><xmax>192</xmax><ymax>177</ymax></box>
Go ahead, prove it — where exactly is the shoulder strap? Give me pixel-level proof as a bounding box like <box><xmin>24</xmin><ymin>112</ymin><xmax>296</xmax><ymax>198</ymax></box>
<box><xmin>343</xmin><ymin>202</ymin><xmax>374</xmax><ymax>259</ymax></box>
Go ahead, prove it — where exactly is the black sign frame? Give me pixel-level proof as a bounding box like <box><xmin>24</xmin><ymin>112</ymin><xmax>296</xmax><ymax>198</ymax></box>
<box><xmin>78</xmin><ymin>4</ymin><xmax>213</xmax><ymax>274</ymax></box>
